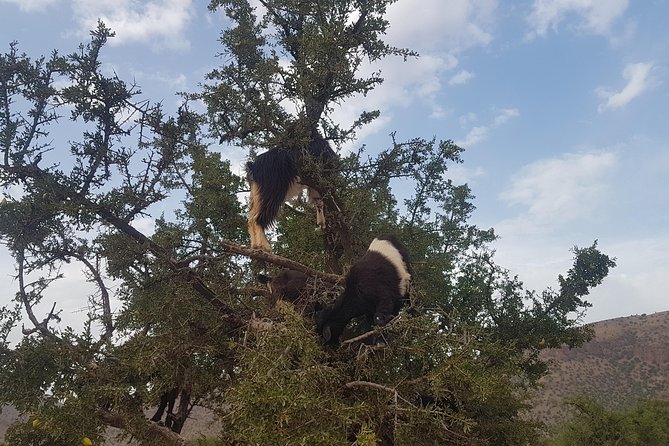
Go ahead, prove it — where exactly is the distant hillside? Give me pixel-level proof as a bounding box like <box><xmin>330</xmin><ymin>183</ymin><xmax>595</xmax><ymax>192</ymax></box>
<box><xmin>531</xmin><ymin>310</ymin><xmax>669</xmax><ymax>425</ymax></box>
<box><xmin>4</xmin><ymin>311</ymin><xmax>669</xmax><ymax>441</ymax></box>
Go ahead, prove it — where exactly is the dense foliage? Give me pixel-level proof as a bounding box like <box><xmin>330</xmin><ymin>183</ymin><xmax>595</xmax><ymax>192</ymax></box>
<box><xmin>546</xmin><ymin>397</ymin><xmax>669</xmax><ymax>446</ymax></box>
<box><xmin>0</xmin><ymin>1</ymin><xmax>617</xmax><ymax>445</ymax></box>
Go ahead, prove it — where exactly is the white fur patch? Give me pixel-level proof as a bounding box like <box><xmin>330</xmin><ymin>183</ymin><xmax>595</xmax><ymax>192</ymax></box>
<box><xmin>284</xmin><ymin>181</ymin><xmax>325</xmax><ymax>227</ymax></box>
<box><xmin>368</xmin><ymin>238</ymin><xmax>411</xmax><ymax>295</ymax></box>
<box><xmin>285</xmin><ymin>179</ymin><xmax>306</xmax><ymax>204</ymax></box>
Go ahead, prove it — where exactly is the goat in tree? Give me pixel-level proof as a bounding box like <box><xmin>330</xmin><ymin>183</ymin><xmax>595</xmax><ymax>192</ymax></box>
<box><xmin>257</xmin><ymin>269</ymin><xmax>334</xmax><ymax>318</ymax></box>
<box><xmin>257</xmin><ymin>269</ymin><xmax>310</xmax><ymax>307</ymax></box>
<box><xmin>246</xmin><ymin>133</ymin><xmax>335</xmax><ymax>251</ymax></box>
<box><xmin>318</xmin><ymin>235</ymin><xmax>413</xmax><ymax>345</ymax></box>
<box><xmin>150</xmin><ymin>387</ymin><xmax>179</xmax><ymax>426</ymax></box>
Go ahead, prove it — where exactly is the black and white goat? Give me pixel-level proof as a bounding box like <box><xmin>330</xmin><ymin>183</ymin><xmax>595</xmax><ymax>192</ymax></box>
<box><xmin>318</xmin><ymin>235</ymin><xmax>413</xmax><ymax>345</ymax></box>
<box><xmin>246</xmin><ymin>135</ymin><xmax>335</xmax><ymax>251</ymax></box>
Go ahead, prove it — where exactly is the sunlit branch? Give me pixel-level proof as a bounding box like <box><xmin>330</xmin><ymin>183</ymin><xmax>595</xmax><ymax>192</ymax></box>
<box><xmin>68</xmin><ymin>250</ymin><xmax>114</xmax><ymax>341</ymax></box>
<box><xmin>16</xmin><ymin>248</ymin><xmax>61</xmax><ymax>340</ymax></box>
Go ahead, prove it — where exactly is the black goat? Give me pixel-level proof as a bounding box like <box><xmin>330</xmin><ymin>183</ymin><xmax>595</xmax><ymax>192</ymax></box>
<box><xmin>257</xmin><ymin>269</ymin><xmax>309</xmax><ymax>307</ymax></box>
<box><xmin>257</xmin><ymin>269</ymin><xmax>331</xmax><ymax>318</ymax></box>
<box><xmin>149</xmin><ymin>385</ymin><xmax>193</xmax><ymax>434</ymax></box>
<box><xmin>246</xmin><ymin>134</ymin><xmax>335</xmax><ymax>251</ymax></box>
<box><xmin>318</xmin><ymin>235</ymin><xmax>413</xmax><ymax>344</ymax></box>
<box><xmin>150</xmin><ymin>387</ymin><xmax>179</xmax><ymax>425</ymax></box>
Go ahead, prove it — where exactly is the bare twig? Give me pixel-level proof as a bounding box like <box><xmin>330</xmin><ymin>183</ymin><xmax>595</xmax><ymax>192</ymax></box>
<box><xmin>344</xmin><ymin>380</ymin><xmax>398</xmax><ymax>395</ymax></box>
<box><xmin>341</xmin><ymin>328</ymin><xmax>378</xmax><ymax>346</ymax></box>
<box><xmin>340</xmin><ymin>313</ymin><xmax>404</xmax><ymax>346</ymax></box>
<box><xmin>67</xmin><ymin>250</ymin><xmax>114</xmax><ymax>342</ymax></box>
<box><xmin>17</xmin><ymin>248</ymin><xmax>61</xmax><ymax>341</ymax></box>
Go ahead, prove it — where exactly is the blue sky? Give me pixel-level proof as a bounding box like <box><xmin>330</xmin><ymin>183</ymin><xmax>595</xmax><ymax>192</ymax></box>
<box><xmin>1</xmin><ymin>0</ymin><xmax>668</xmax><ymax>328</ymax></box>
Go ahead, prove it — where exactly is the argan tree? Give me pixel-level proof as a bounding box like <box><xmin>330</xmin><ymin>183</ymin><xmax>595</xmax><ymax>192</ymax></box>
<box><xmin>0</xmin><ymin>1</ymin><xmax>615</xmax><ymax>445</ymax></box>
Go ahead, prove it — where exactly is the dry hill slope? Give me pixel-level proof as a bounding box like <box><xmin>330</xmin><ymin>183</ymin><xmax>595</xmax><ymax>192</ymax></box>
<box><xmin>531</xmin><ymin>310</ymin><xmax>669</xmax><ymax>424</ymax></box>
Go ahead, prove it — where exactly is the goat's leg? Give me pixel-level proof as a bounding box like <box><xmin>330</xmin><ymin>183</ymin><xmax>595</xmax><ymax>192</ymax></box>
<box><xmin>164</xmin><ymin>388</ymin><xmax>178</xmax><ymax>429</ymax></box>
<box><xmin>150</xmin><ymin>387</ymin><xmax>177</xmax><ymax>423</ymax></box>
<box><xmin>150</xmin><ymin>396</ymin><xmax>167</xmax><ymax>422</ymax></box>
<box><xmin>373</xmin><ymin>294</ymin><xmax>398</xmax><ymax>326</ymax></box>
<box><xmin>248</xmin><ymin>218</ymin><xmax>271</xmax><ymax>251</ymax></box>
<box><xmin>307</xmin><ymin>187</ymin><xmax>326</xmax><ymax>229</ymax></box>
<box><xmin>248</xmin><ymin>181</ymin><xmax>272</xmax><ymax>251</ymax></box>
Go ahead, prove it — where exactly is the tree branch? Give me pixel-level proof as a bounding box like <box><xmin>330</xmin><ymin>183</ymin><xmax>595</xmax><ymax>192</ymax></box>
<box><xmin>344</xmin><ymin>380</ymin><xmax>397</xmax><ymax>395</ymax></box>
<box><xmin>69</xmin><ymin>250</ymin><xmax>114</xmax><ymax>342</ymax></box>
<box><xmin>17</xmin><ymin>248</ymin><xmax>62</xmax><ymax>341</ymax></box>
<box><xmin>4</xmin><ymin>164</ymin><xmax>243</xmax><ymax>328</ymax></box>
<box><xmin>218</xmin><ymin>240</ymin><xmax>344</xmax><ymax>284</ymax></box>
<box><xmin>97</xmin><ymin>410</ymin><xmax>187</xmax><ymax>446</ymax></box>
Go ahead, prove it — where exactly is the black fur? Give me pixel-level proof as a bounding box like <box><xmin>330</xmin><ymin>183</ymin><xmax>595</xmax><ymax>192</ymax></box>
<box><xmin>318</xmin><ymin>236</ymin><xmax>412</xmax><ymax>345</ymax></box>
<box><xmin>258</xmin><ymin>269</ymin><xmax>330</xmax><ymax>319</ymax></box>
<box><xmin>150</xmin><ymin>387</ymin><xmax>178</xmax><ymax>424</ymax></box>
<box><xmin>258</xmin><ymin>269</ymin><xmax>309</xmax><ymax>306</ymax></box>
<box><xmin>246</xmin><ymin>149</ymin><xmax>298</xmax><ymax>229</ymax></box>
<box><xmin>246</xmin><ymin>134</ymin><xmax>335</xmax><ymax>230</ymax></box>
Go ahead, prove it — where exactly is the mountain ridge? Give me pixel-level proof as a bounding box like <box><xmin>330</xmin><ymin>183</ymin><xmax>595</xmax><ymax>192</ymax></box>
<box><xmin>531</xmin><ymin>310</ymin><xmax>669</xmax><ymax>424</ymax></box>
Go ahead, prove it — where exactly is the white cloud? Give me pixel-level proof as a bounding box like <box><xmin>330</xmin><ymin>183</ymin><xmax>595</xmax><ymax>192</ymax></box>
<box><xmin>497</xmin><ymin>151</ymin><xmax>617</xmax><ymax>233</ymax></box>
<box><xmin>71</xmin><ymin>0</ymin><xmax>194</xmax><ymax>50</ymax></box>
<box><xmin>493</xmin><ymin>108</ymin><xmax>520</xmax><ymax>126</ymax></box>
<box><xmin>334</xmin><ymin>0</ymin><xmax>497</xmax><ymax>141</ymax></box>
<box><xmin>0</xmin><ymin>0</ymin><xmax>57</xmax><ymax>12</ymax></box>
<box><xmin>132</xmin><ymin>70</ymin><xmax>189</xmax><ymax>91</ymax></box>
<box><xmin>374</xmin><ymin>54</ymin><xmax>459</xmax><ymax>106</ymax></box>
<box><xmin>489</xmin><ymin>137</ymin><xmax>669</xmax><ymax>322</ymax></box>
<box><xmin>385</xmin><ymin>0</ymin><xmax>496</xmax><ymax>52</ymax></box>
<box><xmin>596</xmin><ymin>62</ymin><xmax>654</xmax><ymax>112</ymax></box>
<box><xmin>332</xmin><ymin>54</ymin><xmax>456</xmax><ymax>143</ymax></box>
<box><xmin>446</xmin><ymin>165</ymin><xmax>485</xmax><ymax>186</ymax></box>
<box><xmin>448</xmin><ymin>69</ymin><xmax>474</xmax><ymax>86</ymax></box>
<box><xmin>132</xmin><ymin>216</ymin><xmax>157</xmax><ymax>236</ymax></box>
<box><xmin>585</xmin><ymin>236</ymin><xmax>669</xmax><ymax>322</ymax></box>
<box><xmin>459</xmin><ymin>125</ymin><xmax>489</xmax><ymax>147</ymax></box>
<box><xmin>429</xmin><ymin>105</ymin><xmax>450</xmax><ymax>120</ymax></box>
<box><xmin>491</xmin><ymin>234</ymin><xmax>669</xmax><ymax>324</ymax></box>
<box><xmin>459</xmin><ymin>112</ymin><xmax>478</xmax><ymax>127</ymax></box>
<box><xmin>527</xmin><ymin>0</ymin><xmax>628</xmax><ymax>38</ymax></box>
<box><xmin>458</xmin><ymin>108</ymin><xmax>519</xmax><ymax>147</ymax></box>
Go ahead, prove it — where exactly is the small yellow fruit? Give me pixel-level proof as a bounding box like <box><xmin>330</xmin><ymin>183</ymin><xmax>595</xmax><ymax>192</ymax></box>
<box><xmin>32</xmin><ymin>418</ymin><xmax>41</xmax><ymax>428</ymax></box>
<box><xmin>82</xmin><ymin>437</ymin><xmax>93</xmax><ymax>446</ymax></box>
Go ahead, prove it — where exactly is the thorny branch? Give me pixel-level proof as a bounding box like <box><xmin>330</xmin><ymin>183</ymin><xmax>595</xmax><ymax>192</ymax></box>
<box><xmin>16</xmin><ymin>247</ymin><xmax>62</xmax><ymax>340</ymax></box>
<box><xmin>68</xmin><ymin>250</ymin><xmax>114</xmax><ymax>342</ymax></box>
<box><xmin>5</xmin><ymin>158</ymin><xmax>345</xmax><ymax>337</ymax></box>
<box><xmin>217</xmin><ymin>240</ymin><xmax>343</xmax><ymax>284</ymax></box>
<box><xmin>340</xmin><ymin>314</ymin><xmax>404</xmax><ymax>346</ymax></box>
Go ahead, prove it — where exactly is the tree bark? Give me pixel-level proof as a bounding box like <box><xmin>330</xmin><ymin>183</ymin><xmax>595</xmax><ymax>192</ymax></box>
<box><xmin>97</xmin><ymin>410</ymin><xmax>187</xmax><ymax>446</ymax></box>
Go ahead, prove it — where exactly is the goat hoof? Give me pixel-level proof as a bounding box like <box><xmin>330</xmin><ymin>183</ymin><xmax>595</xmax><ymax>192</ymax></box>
<box><xmin>250</xmin><ymin>241</ymin><xmax>272</xmax><ymax>252</ymax></box>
